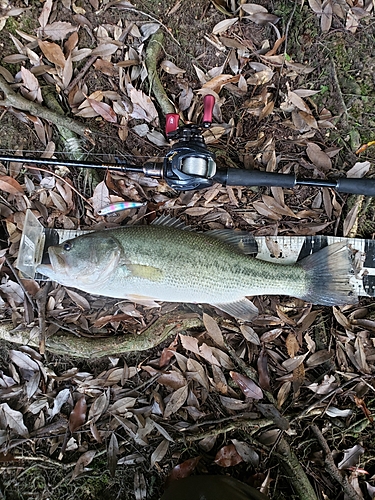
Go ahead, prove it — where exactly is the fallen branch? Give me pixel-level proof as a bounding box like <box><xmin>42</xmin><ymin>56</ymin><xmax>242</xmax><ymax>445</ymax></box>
<box><xmin>311</xmin><ymin>425</ymin><xmax>363</xmax><ymax>500</ymax></box>
<box><xmin>146</xmin><ymin>31</ymin><xmax>176</xmax><ymax>116</ymax></box>
<box><xmin>226</xmin><ymin>339</ymin><xmax>318</xmax><ymax>500</ymax></box>
<box><xmin>0</xmin><ymin>75</ymin><xmax>94</xmax><ymax>143</ymax></box>
<box><xmin>0</xmin><ymin>311</ymin><xmax>202</xmax><ymax>358</ymax></box>
<box><xmin>274</xmin><ymin>437</ymin><xmax>318</xmax><ymax>500</ymax></box>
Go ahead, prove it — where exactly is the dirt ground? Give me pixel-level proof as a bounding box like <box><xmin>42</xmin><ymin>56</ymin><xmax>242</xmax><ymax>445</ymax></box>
<box><xmin>0</xmin><ymin>0</ymin><xmax>375</xmax><ymax>499</ymax></box>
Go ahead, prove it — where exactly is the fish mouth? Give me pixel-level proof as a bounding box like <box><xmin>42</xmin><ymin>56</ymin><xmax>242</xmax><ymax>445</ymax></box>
<box><xmin>49</xmin><ymin>248</ymin><xmax>67</xmax><ymax>273</ymax></box>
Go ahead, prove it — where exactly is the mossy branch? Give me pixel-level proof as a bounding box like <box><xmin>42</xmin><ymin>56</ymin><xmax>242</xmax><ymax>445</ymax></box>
<box><xmin>145</xmin><ymin>31</ymin><xmax>176</xmax><ymax>116</ymax></box>
<box><xmin>0</xmin><ymin>75</ymin><xmax>94</xmax><ymax>143</ymax></box>
<box><xmin>0</xmin><ymin>312</ymin><xmax>202</xmax><ymax>358</ymax></box>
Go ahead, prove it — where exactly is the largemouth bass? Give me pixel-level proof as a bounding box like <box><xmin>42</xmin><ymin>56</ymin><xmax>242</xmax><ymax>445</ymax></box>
<box><xmin>37</xmin><ymin>221</ymin><xmax>357</xmax><ymax>321</ymax></box>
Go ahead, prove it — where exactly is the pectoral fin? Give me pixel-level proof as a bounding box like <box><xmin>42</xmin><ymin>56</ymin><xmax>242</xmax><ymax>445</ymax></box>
<box><xmin>125</xmin><ymin>294</ymin><xmax>161</xmax><ymax>308</ymax></box>
<box><xmin>128</xmin><ymin>264</ymin><xmax>163</xmax><ymax>281</ymax></box>
<box><xmin>211</xmin><ymin>298</ymin><xmax>258</xmax><ymax>321</ymax></box>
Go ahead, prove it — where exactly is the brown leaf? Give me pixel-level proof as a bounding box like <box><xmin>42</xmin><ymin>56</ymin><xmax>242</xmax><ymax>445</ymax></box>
<box><xmin>143</xmin><ymin>366</ymin><xmax>187</xmax><ymax>390</ymax></box>
<box><xmin>91</xmin><ymin>43</ymin><xmax>119</xmax><ymax>57</ymax></box>
<box><xmin>202</xmin><ymin>313</ymin><xmax>224</xmax><ymax>347</ymax></box>
<box><xmin>38</xmin><ymin>0</ymin><xmax>52</xmax><ymax>28</ymax></box>
<box><xmin>257</xmin><ymin>347</ymin><xmax>270</xmax><ymax>391</ymax></box>
<box><xmin>186</xmin><ymin>358</ymin><xmax>209</xmax><ymax>390</ymax></box>
<box><xmin>160</xmin><ymin>60</ymin><xmax>186</xmax><ymax>75</ymax></box>
<box><xmin>20</xmin><ymin>67</ymin><xmax>42</xmax><ymax>103</ymax></box>
<box><xmin>38</xmin><ymin>40</ymin><xmax>66</xmax><ymax>68</ymax></box>
<box><xmin>306</xmin><ymin>350</ymin><xmax>332</xmax><ymax>367</ymax></box>
<box><xmin>94</xmin><ymin>59</ymin><xmax>116</xmax><ymax>77</ymax></box>
<box><xmin>166</xmin><ymin>457</ymin><xmax>201</xmax><ymax>486</ymax></box>
<box><xmin>260</xmin><ymin>328</ymin><xmax>282</xmax><ymax>343</ymax></box>
<box><xmin>93</xmin><ymin>313</ymin><xmax>132</xmax><ymax>328</ymax></box>
<box><xmin>0</xmin><ymin>175</ymin><xmax>24</xmax><ymax>195</ymax></box>
<box><xmin>277</xmin><ymin>381</ymin><xmax>291</xmax><ymax>408</ymax></box>
<box><xmin>69</xmin><ymin>396</ymin><xmax>87</xmax><ymax>433</ymax></box>
<box><xmin>288</xmin><ymin>90</ymin><xmax>311</xmax><ymax>113</ymax></box>
<box><xmin>240</xmin><ymin>325</ymin><xmax>260</xmax><ymax>345</ymax></box>
<box><xmin>286</xmin><ymin>332</ymin><xmax>300</xmax><ymax>358</ymax></box>
<box><xmin>346</xmin><ymin>161</ymin><xmax>371</xmax><ymax>178</ymax></box>
<box><xmin>202</xmin><ymin>74</ymin><xmax>240</xmax><ymax>93</ymax></box>
<box><xmin>65</xmin><ymin>289</ymin><xmax>90</xmax><ymax>310</ymax></box>
<box><xmin>231</xmin><ymin>439</ymin><xmax>259</xmax><ymax>465</ymax></box>
<box><xmin>343</xmin><ymin>204</ymin><xmax>359</xmax><ymax>237</ymax></box>
<box><xmin>258</xmin><ymin>101</ymin><xmax>274</xmax><ymax>121</ymax></box>
<box><xmin>306</xmin><ymin>142</ymin><xmax>332</xmax><ymax>171</ymax></box>
<box><xmin>214</xmin><ymin>444</ymin><xmax>243</xmax><ymax>467</ymax></box>
<box><xmin>230</xmin><ymin>371</ymin><xmax>263</xmax><ymax>399</ymax></box>
<box><xmin>107</xmin><ymin>432</ymin><xmax>119</xmax><ymax>477</ymax></box>
<box><xmin>308</xmin><ymin>0</ymin><xmax>322</xmax><ymax>14</ymax></box>
<box><xmin>88</xmin><ymin>99</ymin><xmax>117</xmax><ymax>123</ymax></box>
<box><xmin>164</xmin><ymin>384</ymin><xmax>188</xmax><ymax>418</ymax></box>
<box><xmin>282</xmin><ymin>353</ymin><xmax>308</xmax><ymax>372</ymax></box>
<box><xmin>72</xmin><ymin>450</ymin><xmax>96</xmax><ymax>480</ymax></box>
<box><xmin>252</xmin><ymin>201</ymin><xmax>281</xmax><ymax>220</ymax></box>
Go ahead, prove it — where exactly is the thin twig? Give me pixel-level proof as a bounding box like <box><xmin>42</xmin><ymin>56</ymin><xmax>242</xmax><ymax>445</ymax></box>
<box><xmin>311</xmin><ymin>425</ymin><xmax>363</xmax><ymax>500</ymax></box>
<box><xmin>106</xmin><ymin>6</ymin><xmax>181</xmax><ymax>47</ymax></box>
<box><xmin>35</xmin><ymin>281</ymin><xmax>51</xmax><ymax>355</ymax></box>
<box><xmin>24</xmin><ymin>164</ymin><xmax>93</xmax><ymax>207</ymax></box>
<box><xmin>178</xmin><ymin>419</ymin><xmax>272</xmax><ymax>444</ymax></box>
<box><xmin>329</xmin><ymin>58</ymin><xmax>348</xmax><ymax>126</ymax></box>
<box><xmin>64</xmin><ymin>55</ymin><xmax>98</xmax><ymax>95</ymax></box>
<box><xmin>283</xmin><ymin>0</ymin><xmax>298</xmax><ymax>57</ymax></box>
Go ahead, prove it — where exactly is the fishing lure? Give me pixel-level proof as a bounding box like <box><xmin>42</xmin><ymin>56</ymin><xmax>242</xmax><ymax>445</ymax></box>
<box><xmin>97</xmin><ymin>201</ymin><xmax>145</xmax><ymax>216</ymax></box>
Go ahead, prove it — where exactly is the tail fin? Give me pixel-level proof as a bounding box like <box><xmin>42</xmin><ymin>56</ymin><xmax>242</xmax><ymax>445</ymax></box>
<box><xmin>299</xmin><ymin>243</ymin><xmax>358</xmax><ymax>306</ymax></box>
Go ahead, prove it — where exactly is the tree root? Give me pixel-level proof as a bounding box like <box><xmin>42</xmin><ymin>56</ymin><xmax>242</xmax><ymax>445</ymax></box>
<box><xmin>0</xmin><ymin>311</ymin><xmax>202</xmax><ymax>358</ymax></box>
<box><xmin>0</xmin><ymin>75</ymin><xmax>94</xmax><ymax>143</ymax></box>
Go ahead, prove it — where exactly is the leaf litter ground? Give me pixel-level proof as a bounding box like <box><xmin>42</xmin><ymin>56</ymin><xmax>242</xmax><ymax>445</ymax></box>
<box><xmin>0</xmin><ymin>0</ymin><xmax>375</xmax><ymax>499</ymax></box>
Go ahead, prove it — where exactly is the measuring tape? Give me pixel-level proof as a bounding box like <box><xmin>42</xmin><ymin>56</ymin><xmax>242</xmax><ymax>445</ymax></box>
<box><xmin>17</xmin><ymin>210</ymin><xmax>375</xmax><ymax>297</ymax></box>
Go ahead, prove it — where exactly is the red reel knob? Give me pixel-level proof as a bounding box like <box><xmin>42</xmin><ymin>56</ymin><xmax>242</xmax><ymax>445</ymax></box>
<box><xmin>165</xmin><ymin>113</ymin><xmax>180</xmax><ymax>135</ymax></box>
<box><xmin>202</xmin><ymin>94</ymin><xmax>215</xmax><ymax>128</ymax></box>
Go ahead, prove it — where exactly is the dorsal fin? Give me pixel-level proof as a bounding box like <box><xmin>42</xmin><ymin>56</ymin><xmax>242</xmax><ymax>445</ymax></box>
<box><xmin>206</xmin><ymin>230</ymin><xmax>258</xmax><ymax>254</ymax></box>
<box><xmin>151</xmin><ymin>215</ymin><xmax>191</xmax><ymax>230</ymax></box>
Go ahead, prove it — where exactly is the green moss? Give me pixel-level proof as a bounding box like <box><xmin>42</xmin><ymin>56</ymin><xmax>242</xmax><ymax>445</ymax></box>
<box><xmin>4</xmin><ymin>16</ymin><xmax>18</xmax><ymax>35</ymax></box>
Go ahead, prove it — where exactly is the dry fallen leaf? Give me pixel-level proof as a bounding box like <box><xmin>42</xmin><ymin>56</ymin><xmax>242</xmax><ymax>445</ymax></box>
<box><xmin>214</xmin><ymin>443</ymin><xmax>243</xmax><ymax>467</ymax></box>
<box><xmin>230</xmin><ymin>371</ymin><xmax>263</xmax><ymax>399</ymax></box>
<box><xmin>0</xmin><ymin>175</ymin><xmax>24</xmax><ymax>195</ymax></box>
<box><xmin>338</xmin><ymin>444</ymin><xmax>365</xmax><ymax>470</ymax></box>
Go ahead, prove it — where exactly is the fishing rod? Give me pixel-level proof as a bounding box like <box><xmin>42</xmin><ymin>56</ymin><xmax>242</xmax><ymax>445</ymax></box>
<box><xmin>0</xmin><ymin>95</ymin><xmax>373</xmax><ymax>195</ymax></box>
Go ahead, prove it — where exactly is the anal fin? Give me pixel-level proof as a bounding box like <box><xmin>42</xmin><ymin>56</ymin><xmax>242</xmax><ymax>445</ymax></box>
<box><xmin>124</xmin><ymin>294</ymin><xmax>161</xmax><ymax>308</ymax></box>
<box><xmin>211</xmin><ymin>298</ymin><xmax>258</xmax><ymax>321</ymax></box>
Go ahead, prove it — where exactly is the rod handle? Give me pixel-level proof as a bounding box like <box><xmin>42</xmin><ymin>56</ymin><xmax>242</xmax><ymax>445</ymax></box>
<box><xmin>336</xmin><ymin>177</ymin><xmax>375</xmax><ymax>196</ymax></box>
<box><xmin>214</xmin><ymin>169</ymin><xmax>297</xmax><ymax>188</ymax></box>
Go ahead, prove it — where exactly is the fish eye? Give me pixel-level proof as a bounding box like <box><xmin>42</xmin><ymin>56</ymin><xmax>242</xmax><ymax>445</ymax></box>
<box><xmin>63</xmin><ymin>241</ymin><xmax>73</xmax><ymax>251</ymax></box>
